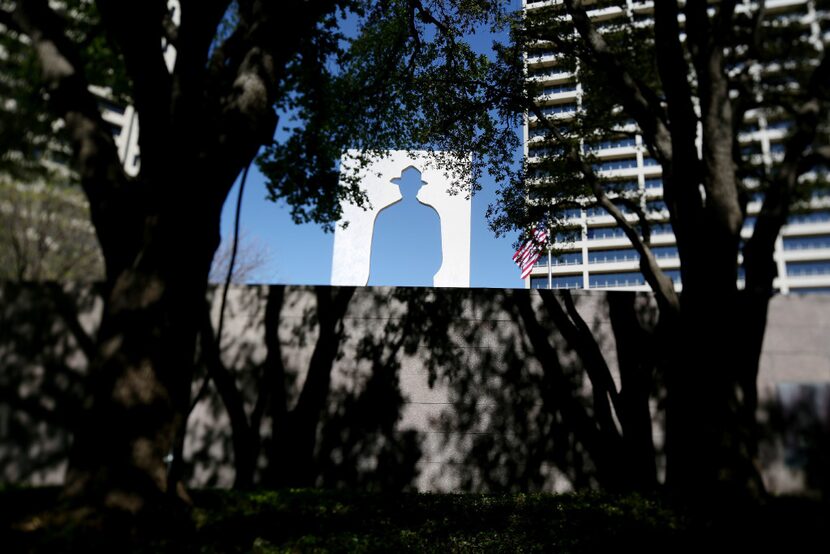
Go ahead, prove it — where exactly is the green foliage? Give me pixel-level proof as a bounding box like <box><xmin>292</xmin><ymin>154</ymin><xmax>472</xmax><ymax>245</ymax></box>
<box><xmin>257</xmin><ymin>0</ymin><xmax>520</xmax><ymax>231</ymax></box>
<box><xmin>0</xmin><ymin>179</ymin><xmax>104</xmax><ymax>281</ymax></box>
<box><xmin>0</xmin><ymin>14</ymin><xmax>65</xmax><ymax>181</ymax></box>
<box><xmin>0</xmin><ymin>0</ymin><xmax>124</xmax><ymax>282</ymax></box>
<box><xmin>3</xmin><ymin>488</ymin><xmax>686</xmax><ymax>553</ymax></box>
<box><xmin>486</xmin><ymin>2</ymin><xmax>830</xmax><ymax>247</ymax></box>
<box><xmin>7</xmin><ymin>487</ymin><xmax>830</xmax><ymax>552</ymax></box>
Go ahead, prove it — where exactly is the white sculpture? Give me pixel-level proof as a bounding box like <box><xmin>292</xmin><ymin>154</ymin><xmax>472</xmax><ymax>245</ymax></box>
<box><xmin>331</xmin><ymin>150</ymin><xmax>472</xmax><ymax>287</ymax></box>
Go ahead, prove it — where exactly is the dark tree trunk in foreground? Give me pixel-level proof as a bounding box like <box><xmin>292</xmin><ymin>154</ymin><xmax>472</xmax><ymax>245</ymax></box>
<box><xmin>665</xmin><ymin>291</ymin><xmax>768</xmax><ymax>504</ymax></box>
<box><xmin>607</xmin><ymin>293</ymin><xmax>658</xmax><ymax>493</ymax></box>
<box><xmin>545</xmin><ymin>0</ymin><xmax>830</xmax><ymax>503</ymax></box>
<box><xmin>9</xmin><ymin>0</ymin><xmax>344</xmax><ymax>514</ymax></box>
<box><xmin>64</xmin><ymin>204</ymin><xmax>221</xmax><ymax>511</ymax></box>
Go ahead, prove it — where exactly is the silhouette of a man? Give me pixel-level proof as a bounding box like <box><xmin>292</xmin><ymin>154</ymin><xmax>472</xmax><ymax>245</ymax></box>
<box><xmin>368</xmin><ymin>166</ymin><xmax>442</xmax><ymax>286</ymax></box>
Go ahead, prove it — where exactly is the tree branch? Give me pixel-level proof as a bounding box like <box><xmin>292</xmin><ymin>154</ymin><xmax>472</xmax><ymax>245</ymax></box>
<box><xmin>11</xmin><ymin>0</ymin><xmax>135</xmax><ymax>276</ymax></box>
<box><xmin>562</xmin><ymin>0</ymin><xmax>673</xmax><ymax>165</ymax></box>
<box><xmin>748</xmin><ymin>0</ymin><xmax>767</xmax><ymax>59</ymax></box>
<box><xmin>200</xmin><ymin>1</ymin><xmax>347</xmax><ymax>206</ymax></box>
<box><xmin>715</xmin><ymin>0</ymin><xmax>739</xmax><ymax>46</ymax></box>
<box><xmin>0</xmin><ymin>5</ymin><xmax>21</xmax><ymax>32</ymax></box>
<box><xmin>744</xmin><ymin>50</ymin><xmax>830</xmax><ymax>293</ymax></box>
<box><xmin>685</xmin><ymin>0</ymin><xmax>745</xmax><ymax>248</ymax></box>
<box><xmin>653</xmin><ymin>0</ymin><xmax>702</xmax><ymax>224</ymax></box>
<box><xmin>96</xmin><ymin>1</ymin><xmax>172</xmax><ymax>179</ymax></box>
<box><xmin>528</xmin><ymin>104</ymin><xmax>680</xmax><ymax>314</ymax></box>
<box><xmin>161</xmin><ymin>6</ymin><xmax>179</xmax><ymax>46</ymax></box>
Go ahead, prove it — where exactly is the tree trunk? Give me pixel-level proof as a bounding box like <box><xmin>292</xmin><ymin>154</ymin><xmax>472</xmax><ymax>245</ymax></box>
<box><xmin>63</xmin><ymin>204</ymin><xmax>221</xmax><ymax>515</ymax></box>
<box><xmin>607</xmin><ymin>293</ymin><xmax>659</xmax><ymax>492</ymax></box>
<box><xmin>664</xmin><ymin>287</ymin><xmax>767</xmax><ymax>506</ymax></box>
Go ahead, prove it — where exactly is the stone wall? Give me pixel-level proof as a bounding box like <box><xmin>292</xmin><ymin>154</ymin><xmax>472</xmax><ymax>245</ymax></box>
<box><xmin>1</xmin><ymin>284</ymin><xmax>828</xmax><ymax>494</ymax></box>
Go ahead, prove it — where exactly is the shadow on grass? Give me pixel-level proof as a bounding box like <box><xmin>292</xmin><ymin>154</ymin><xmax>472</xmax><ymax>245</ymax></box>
<box><xmin>3</xmin><ymin>487</ymin><xmax>829</xmax><ymax>553</ymax></box>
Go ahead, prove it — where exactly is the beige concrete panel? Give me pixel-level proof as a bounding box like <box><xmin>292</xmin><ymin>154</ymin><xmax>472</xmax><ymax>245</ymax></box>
<box><xmin>767</xmin><ymin>293</ymin><xmax>830</xmax><ymax>328</ymax></box>
<box><xmin>759</xmin><ymin>352</ymin><xmax>830</xmax><ymax>383</ymax></box>
<box><xmin>762</xmin><ymin>324</ymin><xmax>830</xmax><ymax>356</ymax></box>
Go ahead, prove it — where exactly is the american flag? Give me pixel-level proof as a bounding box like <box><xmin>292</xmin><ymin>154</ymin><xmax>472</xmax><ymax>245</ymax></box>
<box><xmin>514</xmin><ymin>226</ymin><xmax>549</xmax><ymax>279</ymax></box>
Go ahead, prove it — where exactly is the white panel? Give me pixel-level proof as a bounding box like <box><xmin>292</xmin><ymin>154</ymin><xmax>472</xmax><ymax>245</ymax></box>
<box><xmin>331</xmin><ymin>150</ymin><xmax>472</xmax><ymax>287</ymax></box>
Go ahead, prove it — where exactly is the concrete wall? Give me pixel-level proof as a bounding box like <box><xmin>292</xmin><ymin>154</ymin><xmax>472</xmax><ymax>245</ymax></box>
<box><xmin>1</xmin><ymin>284</ymin><xmax>828</xmax><ymax>494</ymax></box>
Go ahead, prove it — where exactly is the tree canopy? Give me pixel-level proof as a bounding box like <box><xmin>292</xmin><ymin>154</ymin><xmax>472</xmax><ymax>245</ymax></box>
<box><xmin>490</xmin><ymin>0</ymin><xmax>830</xmax><ymax>300</ymax></box>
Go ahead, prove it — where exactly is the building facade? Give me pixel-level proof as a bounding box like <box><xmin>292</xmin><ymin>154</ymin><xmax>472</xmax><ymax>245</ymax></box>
<box><xmin>523</xmin><ymin>0</ymin><xmax>830</xmax><ymax>294</ymax></box>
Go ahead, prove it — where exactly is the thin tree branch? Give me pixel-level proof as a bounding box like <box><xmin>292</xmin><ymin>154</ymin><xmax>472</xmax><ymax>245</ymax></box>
<box><xmin>562</xmin><ymin>0</ymin><xmax>673</xmax><ymax>164</ymax></box>
<box><xmin>529</xmin><ymin>103</ymin><xmax>680</xmax><ymax>314</ymax></box>
<box><xmin>652</xmin><ymin>0</ymin><xmax>710</xmax><ymax>255</ymax></box>
<box><xmin>715</xmin><ymin>0</ymin><xmax>739</xmax><ymax>46</ymax></box>
<box><xmin>0</xmin><ymin>6</ymin><xmax>21</xmax><ymax>32</ymax></box>
<box><xmin>744</xmin><ymin>50</ymin><xmax>830</xmax><ymax>293</ymax></box>
<box><xmin>161</xmin><ymin>7</ymin><xmax>178</xmax><ymax>45</ymax></box>
<box><xmin>748</xmin><ymin>0</ymin><xmax>767</xmax><ymax>59</ymax></box>
<box><xmin>96</xmin><ymin>1</ymin><xmax>172</xmax><ymax>178</ymax></box>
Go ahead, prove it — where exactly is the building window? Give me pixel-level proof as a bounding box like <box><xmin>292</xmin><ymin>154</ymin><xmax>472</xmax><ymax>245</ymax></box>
<box><xmin>531</xmin><ymin>276</ymin><xmax>549</xmax><ymax>289</ymax></box>
<box><xmin>540</xmin><ymin>83</ymin><xmax>577</xmax><ymax>96</ymax></box>
<box><xmin>786</xmin><ymin>260</ymin><xmax>830</xmax><ymax>277</ymax></box>
<box><xmin>529</xmin><ymin>66</ymin><xmax>568</xmax><ymax>80</ymax></box>
<box><xmin>587</xmin><ymin>226</ymin><xmax>627</xmax><ymax>239</ymax></box>
<box><xmin>592</xmin><ymin>158</ymin><xmax>638</xmax><ymax>172</ymax></box>
<box><xmin>782</xmin><ymin>235</ymin><xmax>830</xmax><ymax>250</ymax></box>
<box><xmin>664</xmin><ymin>269</ymin><xmax>682</xmax><ymax>285</ymax></box>
<box><xmin>584</xmin><ymin>137</ymin><xmax>636</xmax><ymax>152</ymax></box>
<box><xmin>605</xmin><ymin>179</ymin><xmax>639</xmax><ymax>193</ymax></box>
<box><xmin>649</xmin><ymin>223</ymin><xmax>673</xmax><ymax>235</ymax></box>
<box><xmin>552</xmin><ymin>251</ymin><xmax>583</xmax><ymax>266</ymax></box>
<box><xmin>653</xmin><ymin>246</ymin><xmax>679</xmax><ymax>259</ymax></box>
<box><xmin>589</xmin><ymin>271</ymin><xmax>645</xmax><ymax>288</ymax></box>
<box><xmin>586</xmin><ymin>203</ymin><xmax>636</xmax><ymax>217</ymax></box>
<box><xmin>646</xmin><ymin>200</ymin><xmax>667</xmax><ymax>213</ymax></box>
<box><xmin>790</xmin><ymin>287</ymin><xmax>830</xmax><ymax>294</ymax></box>
<box><xmin>588</xmin><ymin>248</ymin><xmax>638</xmax><ymax>264</ymax></box>
<box><xmin>788</xmin><ymin>211</ymin><xmax>830</xmax><ymax>225</ymax></box>
<box><xmin>552</xmin><ymin>275</ymin><xmax>583</xmax><ymax>289</ymax></box>
<box><xmin>539</xmin><ymin>103</ymin><xmax>577</xmax><ymax>116</ymax></box>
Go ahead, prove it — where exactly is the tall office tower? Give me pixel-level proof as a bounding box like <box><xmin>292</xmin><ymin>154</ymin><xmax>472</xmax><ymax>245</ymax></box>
<box><xmin>523</xmin><ymin>0</ymin><xmax>830</xmax><ymax>293</ymax></box>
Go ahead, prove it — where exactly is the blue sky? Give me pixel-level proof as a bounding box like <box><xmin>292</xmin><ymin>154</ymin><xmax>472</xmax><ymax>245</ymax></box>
<box><xmin>218</xmin><ymin>4</ymin><xmax>524</xmax><ymax>289</ymax></box>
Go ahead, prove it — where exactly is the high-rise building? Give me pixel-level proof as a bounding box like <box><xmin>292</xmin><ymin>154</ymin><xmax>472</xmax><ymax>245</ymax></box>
<box><xmin>523</xmin><ymin>0</ymin><xmax>830</xmax><ymax>293</ymax></box>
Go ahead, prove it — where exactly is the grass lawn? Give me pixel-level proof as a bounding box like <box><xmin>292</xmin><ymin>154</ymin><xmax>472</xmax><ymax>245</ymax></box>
<box><xmin>1</xmin><ymin>487</ymin><xmax>826</xmax><ymax>552</ymax></box>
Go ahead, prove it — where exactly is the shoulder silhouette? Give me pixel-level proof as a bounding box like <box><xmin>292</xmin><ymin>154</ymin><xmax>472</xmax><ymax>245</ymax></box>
<box><xmin>368</xmin><ymin>166</ymin><xmax>442</xmax><ymax>287</ymax></box>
